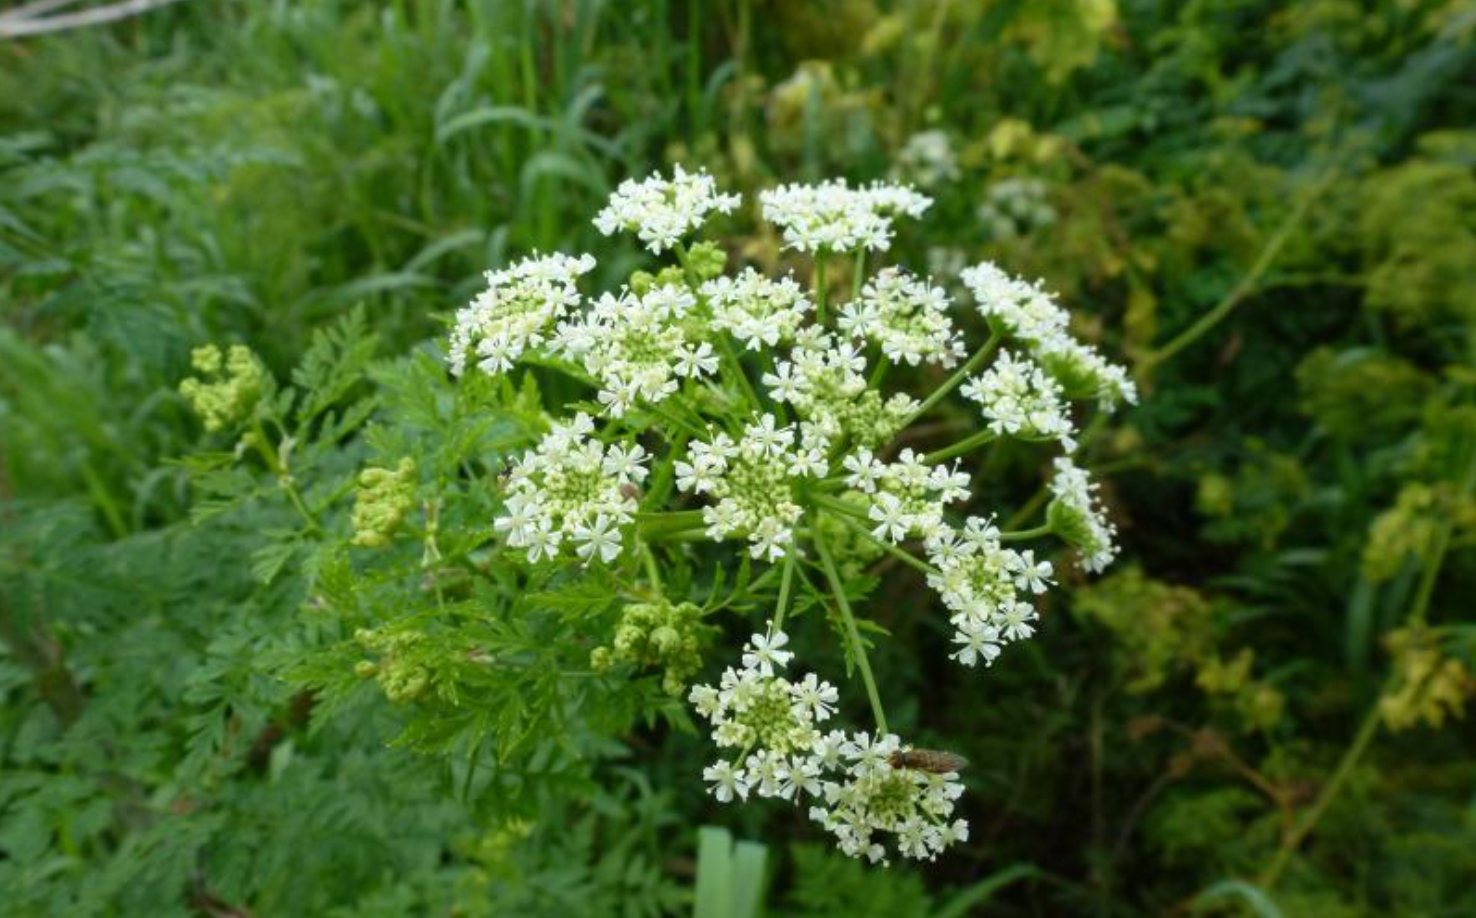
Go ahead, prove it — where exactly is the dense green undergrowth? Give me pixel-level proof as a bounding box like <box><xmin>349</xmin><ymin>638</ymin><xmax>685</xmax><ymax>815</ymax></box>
<box><xmin>2</xmin><ymin>1</ymin><xmax>1474</xmax><ymax>916</ymax></box>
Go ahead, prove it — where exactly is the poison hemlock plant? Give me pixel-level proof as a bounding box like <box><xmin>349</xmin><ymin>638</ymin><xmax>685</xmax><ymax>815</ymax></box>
<box><xmin>180</xmin><ymin>168</ymin><xmax>1138</xmax><ymax>866</ymax></box>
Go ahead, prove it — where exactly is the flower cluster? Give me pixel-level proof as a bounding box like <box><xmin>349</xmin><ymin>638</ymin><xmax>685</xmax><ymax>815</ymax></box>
<box><xmin>962</xmin><ymin>349</ymin><xmax>1076</xmax><ymax>450</ymax></box>
<box><xmin>1047</xmin><ymin>457</ymin><xmax>1119</xmax><ymax>572</ymax></box>
<box><xmin>590</xmin><ymin>599</ymin><xmax>717</xmax><ymax>696</ymax></box>
<box><xmin>351</xmin><ymin>458</ymin><xmax>417</xmax><ymax>548</ymax></box>
<box><xmin>962</xmin><ymin>261</ymin><xmax>1137</xmax><ymax>409</ymax></box>
<box><xmin>838</xmin><ymin>267</ymin><xmax>965</xmax><ymax>368</ymax></box>
<box><xmin>841</xmin><ymin>447</ymin><xmax>969</xmax><ymax>545</ymax></box>
<box><xmin>690</xmin><ymin>628</ymin><xmax>968</xmax><ymax>864</ymax></box>
<box><xmin>702</xmin><ymin>268</ymin><xmax>813</xmax><ymax>350</ymax></box>
<box><xmin>809</xmin><ymin>732</ymin><xmax>969</xmax><ymax>863</ymax></box>
<box><xmin>593</xmin><ymin>165</ymin><xmax>740</xmax><ymax>253</ymax></box>
<box><xmin>493</xmin><ymin>413</ymin><xmax>646</xmax><ymax>563</ymax></box>
<box><xmin>179</xmin><ymin>344</ymin><xmax>264</xmax><ymax>433</ymax></box>
<box><xmin>449</xmin><ymin>252</ymin><xmax>596</xmax><ymax>377</ymax></box>
<box><xmin>765</xmin><ymin>329</ymin><xmax>918</xmax><ymax>447</ymax></box>
<box><xmin>925</xmin><ymin>517</ymin><xmax>1051</xmax><ymax>667</ymax></box>
<box><xmin>690</xmin><ymin>625</ymin><xmax>836</xmax><ymax>801</ymax></box>
<box><xmin>676</xmin><ymin>415</ymin><xmax>826</xmax><ymax>560</ymax></box>
<box><xmin>551</xmin><ymin>284</ymin><xmax>717</xmax><ymax>416</ymax></box>
<box><xmin>893</xmin><ymin>130</ymin><xmax>959</xmax><ymax>190</ymax></box>
<box><xmin>977</xmin><ymin>177</ymin><xmax>1056</xmax><ymax>240</ymax></box>
<box><xmin>759</xmin><ymin>179</ymin><xmax>931</xmax><ymax>253</ymax></box>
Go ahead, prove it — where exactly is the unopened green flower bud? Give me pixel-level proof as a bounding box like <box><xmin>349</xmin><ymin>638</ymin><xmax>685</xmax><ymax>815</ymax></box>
<box><xmin>179</xmin><ymin>344</ymin><xmax>265</xmax><ymax>433</ymax></box>
<box><xmin>352</xmin><ymin>458</ymin><xmax>418</xmax><ymax>548</ymax></box>
<box><xmin>686</xmin><ymin>241</ymin><xmax>727</xmax><ymax>281</ymax></box>
<box><xmin>629</xmin><ymin>270</ymin><xmax>656</xmax><ymax>296</ymax></box>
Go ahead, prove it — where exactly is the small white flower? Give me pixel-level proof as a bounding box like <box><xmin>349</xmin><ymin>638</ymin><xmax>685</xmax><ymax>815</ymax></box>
<box><xmin>602</xmin><ymin>443</ymin><xmax>650</xmax><ymax>484</ymax></box>
<box><xmin>790</xmin><ymin>673</ymin><xmax>839</xmax><ymax>722</ymax></box>
<box><xmin>869</xmin><ymin>492</ymin><xmax>910</xmax><ymax>543</ymax></box>
<box><xmin>573</xmin><ymin>514</ymin><xmax>623</xmax><ymax>564</ymax></box>
<box><xmin>1009</xmin><ymin>549</ymin><xmax>1054</xmax><ymax>594</ymax></box>
<box><xmin>703</xmin><ymin>761</ymin><xmax>750</xmax><ymax>802</ymax></box>
<box><xmin>742</xmin><ymin>627</ymin><xmax>793</xmax><ymax>676</ymax></box>
<box><xmin>950</xmin><ymin>622</ymin><xmax>1002</xmax><ymax>668</ymax></box>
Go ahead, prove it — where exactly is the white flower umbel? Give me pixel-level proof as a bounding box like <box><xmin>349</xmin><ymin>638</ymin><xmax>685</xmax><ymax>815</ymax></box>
<box><xmin>493</xmin><ymin>413</ymin><xmax>645</xmax><ymax>563</ymax></box>
<box><xmin>1046</xmin><ymin>457</ymin><xmax>1120</xmax><ymax>573</ymax></box>
<box><xmin>808</xmin><ymin>731</ymin><xmax>969</xmax><ymax>864</ymax></box>
<box><xmin>841</xmin><ymin>447</ymin><xmax>969</xmax><ymax>545</ymax></box>
<box><xmin>838</xmin><ymin>267</ymin><xmax>965</xmax><ymax>368</ymax></box>
<box><xmin>675</xmin><ymin>414</ymin><xmax>821</xmax><ymax>560</ymax></box>
<box><xmin>593</xmin><ymin>165</ymin><xmax>740</xmax><ymax>254</ymax></box>
<box><xmin>690</xmin><ymin>624</ymin><xmax>840</xmax><ymax>805</ymax></box>
<box><xmin>448</xmin><ymin>252</ymin><xmax>596</xmax><ymax>377</ymax></box>
<box><xmin>759</xmin><ymin>179</ymin><xmax>932</xmax><ymax>254</ymax></box>
<box><xmin>701</xmin><ymin>268</ymin><xmax>813</xmax><ymax>351</ymax></box>
<box><xmin>551</xmin><ymin>284</ymin><xmax>716</xmax><ymax>417</ymax></box>
<box><xmin>925</xmin><ymin>517</ymin><xmax>1050</xmax><ymax>667</ymax></box>
<box><xmin>961</xmin><ymin>261</ymin><xmax>1137</xmax><ymax>410</ymax></box>
<box><xmin>961</xmin><ymin>348</ymin><xmax>1077</xmax><ymax>451</ymax></box>
<box><xmin>765</xmin><ymin>329</ymin><xmax>918</xmax><ymax>448</ymax></box>
<box><xmin>893</xmin><ymin>130</ymin><xmax>959</xmax><ymax>190</ymax></box>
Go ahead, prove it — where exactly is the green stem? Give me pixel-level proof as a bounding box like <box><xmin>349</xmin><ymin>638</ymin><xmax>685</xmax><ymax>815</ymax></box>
<box><xmin>1142</xmin><ymin>175</ymin><xmax>1331</xmax><ymax>371</ymax></box>
<box><xmin>814</xmin><ymin>257</ymin><xmax>828</xmax><ymax>326</ymax></box>
<box><xmin>868</xmin><ymin>356</ymin><xmax>890</xmax><ymax>389</ymax></box>
<box><xmin>923</xmin><ymin>428</ymin><xmax>998</xmax><ymax>465</ymax></box>
<box><xmin>1258</xmin><ymin>705</ymin><xmax>1381</xmax><ymax>889</ymax></box>
<box><xmin>770</xmin><ymin>550</ymin><xmax>797</xmax><ymax>634</ymax></box>
<box><xmin>998</xmin><ymin>522</ymin><xmax>1053</xmax><ymax>542</ymax></box>
<box><xmin>641</xmin><ymin>433</ymin><xmax>687</xmax><ymax>511</ymax></box>
<box><xmin>851</xmin><ymin>250</ymin><xmax>867</xmax><ymax>300</ymax></box>
<box><xmin>903</xmin><ymin>330</ymin><xmax>1002</xmax><ymax>427</ymax></box>
<box><xmin>635</xmin><ymin>509</ymin><xmax>707</xmax><ymax>536</ymax></box>
<box><xmin>640</xmin><ymin>540</ymin><xmax>663</xmax><ymax>592</ymax></box>
<box><xmin>716</xmin><ymin>332</ymin><xmax>763</xmax><ymax>413</ymax></box>
<box><xmin>819</xmin><ymin>506</ymin><xmax>939</xmax><ymax>577</ymax></box>
<box><xmin>251</xmin><ymin>417</ymin><xmax>319</xmax><ymax>533</ymax></box>
<box><xmin>813</xmin><ymin>528</ymin><xmax>888</xmax><ymax>735</ymax></box>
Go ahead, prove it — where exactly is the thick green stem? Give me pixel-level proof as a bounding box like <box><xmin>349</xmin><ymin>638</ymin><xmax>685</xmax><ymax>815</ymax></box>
<box><xmin>813</xmin><ymin>528</ymin><xmax>888</xmax><ymax>735</ymax></box>
<box><xmin>635</xmin><ymin>509</ymin><xmax>707</xmax><ymax>537</ymax></box>
<box><xmin>998</xmin><ymin>522</ymin><xmax>1053</xmax><ymax>542</ymax></box>
<box><xmin>640</xmin><ymin>540</ymin><xmax>663</xmax><ymax>592</ymax></box>
<box><xmin>851</xmin><ymin>250</ymin><xmax>867</xmax><ymax>300</ymax></box>
<box><xmin>903</xmin><ymin>330</ymin><xmax>1002</xmax><ymax>428</ymax></box>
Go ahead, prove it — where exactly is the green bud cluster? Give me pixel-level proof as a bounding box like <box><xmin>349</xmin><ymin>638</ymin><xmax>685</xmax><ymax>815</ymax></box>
<box><xmin>590</xmin><ymin>599</ymin><xmax>716</xmax><ymax>695</ymax></box>
<box><xmin>179</xmin><ymin>344</ymin><xmax>264</xmax><ymax>432</ymax></box>
<box><xmin>351</xmin><ymin>458</ymin><xmax>418</xmax><ymax>548</ymax></box>
<box><xmin>355</xmin><ymin>627</ymin><xmax>432</xmax><ymax>703</ymax></box>
<box><xmin>1195</xmin><ymin>649</ymin><xmax>1285</xmax><ymax>732</ymax></box>
<box><xmin>1379</xmin><ymin>627</ymin><xmax>1475</xmax><ymax>732</ymax></box>
<box><xmin>685</xmin><ymin>240</ymin><xmax>728</xmax><ymax>281</ymax></box>
<box><xmin>629</xmin><ymin>266</ymin><xmax>688</xmax><ymax>296</ymax></box>
<box><xmin>1363</xmin><ymin>484</ymin><xmax>1442</xmax><ymax>582</ymax></box>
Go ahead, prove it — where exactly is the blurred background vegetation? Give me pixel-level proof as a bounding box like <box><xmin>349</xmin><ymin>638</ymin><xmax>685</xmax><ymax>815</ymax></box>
<box><xmin>2</xmin><ymin>0</ymin><xmax>1475</xmax><ymax>915</ymax></box>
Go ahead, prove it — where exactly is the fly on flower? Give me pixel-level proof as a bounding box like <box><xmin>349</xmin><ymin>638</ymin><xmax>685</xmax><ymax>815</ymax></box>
<box><xmin>889</xmin><ymin>747</ymin><xmax>969</xmax><ymax>774</ymax></box>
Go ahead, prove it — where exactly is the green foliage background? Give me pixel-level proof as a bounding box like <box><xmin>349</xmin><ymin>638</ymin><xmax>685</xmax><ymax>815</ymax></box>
<box><xmin>2</xmin><ymin>1</ymin><xmax>1475</xmax><ymax>915</ymax></box>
